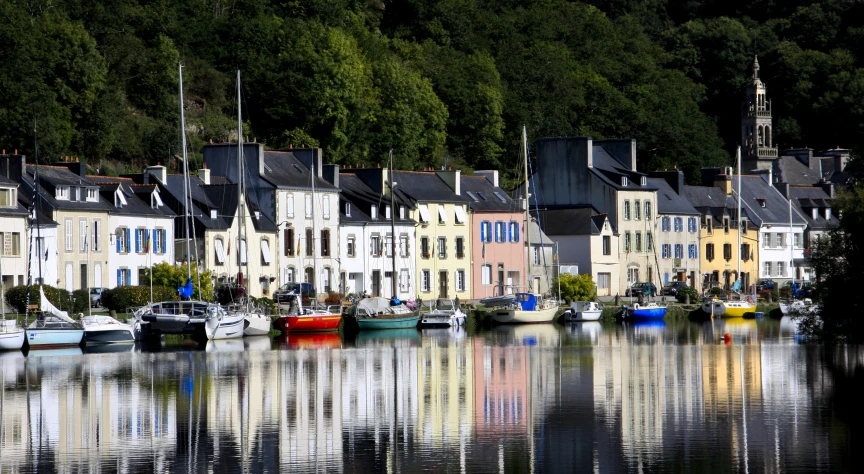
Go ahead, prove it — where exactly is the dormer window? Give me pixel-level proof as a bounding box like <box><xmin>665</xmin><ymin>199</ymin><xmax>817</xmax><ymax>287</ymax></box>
<box><xmin>345</xmin><ymin>202</ymin><xmax>351</xmax><ymax>217</ymax></box>
<box><xmin>151</xmin><ymin>191</ymin><xmax>164</xmax><ymax>209</ymax></box>
<box><xmin>211</xmin><ymin>209</ymin><xmax>218</xmax><ymax>220</ymax></box>
<box><xmin>0</xmin><ymin>188</ymin><xmax>14</xmax><ymax>208</ymax></box>
<box><xmin>825</xmin><ymin>208</ymin><xmax>832</xmax><ymax>220</ymax></box>
<box><xmin>621</xmin><ymin>176</ymin><xmax>628</xmax><ymax>186</ymax></box>
<box><xmin>114</xmin><ymin>189</ymin><xmax>127</xmax><ymax>208</ymax></box>
<box><xmin>756</xmin><ymin>198</ymin><xmax>766</xmax><ymax>208</ymax></box>
<box><xmin>371</xmin><ymin>205</ymin><xmax>378</xmax><ymax>219</ymax></box>
<box><xmin>640</xmin><ymin>176</ymin><xmax>647</xmax><ymax>186</ymax></box>
<box><xmin>86</xmin><ymin>188</ymin><xmax>98</xmax><ymax>202</ymax></box>
<box><xmin>812</xmin><ymin>208</ymin><xmax>817</xmax><ymax>219</ymax></box>
<box><xmin>399</xmin><ymin>205</ymin><xmax>406</xmax><ymax>219</ymax></box>
<box><xmin>385</xmin><ymin>205</ymin><xmax>391</xmax><ymax>219</ymax></box>
<box><xmin>56</xmin><ymin>186</ymin><xmax>69</xmax><ymax>200</ymax></box>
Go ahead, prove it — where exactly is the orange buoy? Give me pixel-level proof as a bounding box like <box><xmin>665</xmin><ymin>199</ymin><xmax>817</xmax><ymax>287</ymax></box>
<box><xmin>723</xmin><ymin>333</ymin><xmax>732</xmax><ymax>344</ymax></box>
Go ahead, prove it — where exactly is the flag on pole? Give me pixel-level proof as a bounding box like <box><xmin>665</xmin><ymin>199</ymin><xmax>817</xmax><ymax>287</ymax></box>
<box><xmin>481</xmin><ymin>241</ymin><xmax>485</xmax><ymax>259</ymax></box>
<box><xmin>145</xmin><ymin>230</ymin><xmax>151</xmax><ymax>253</ymax></box>
<box><xmin>297</xmin><ymin>238</ymin><xmax>301</xmax><ymax>256</ymax></box>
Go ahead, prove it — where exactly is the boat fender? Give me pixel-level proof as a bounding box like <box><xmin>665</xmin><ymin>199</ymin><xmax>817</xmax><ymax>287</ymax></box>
<box><xmin>633</xmin><ymin>303</ymin><xmax>640</xmax><ymax>310</ymax></box>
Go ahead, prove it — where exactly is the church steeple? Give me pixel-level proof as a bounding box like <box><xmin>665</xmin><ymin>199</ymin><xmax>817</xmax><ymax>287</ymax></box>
<box><xmin>742</xmin><ymin>55</ymin><xmax>778</xmax><ymax>171</ymax></box>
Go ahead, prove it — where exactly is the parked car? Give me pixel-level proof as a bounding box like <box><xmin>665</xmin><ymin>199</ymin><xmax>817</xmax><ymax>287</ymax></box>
<box><xmin>661</xmin><ymin>281</ymin><xmax>687</xmax><ymax>296</ymax></box>
<box><xmin>90</xmin><ymin>287</ymin><xmax>107</xmax><ymax>307</ymax></box>
<box><xmin>755</xmin><ymin>279</ymin><xmax>777</xmax><ymax>291</ymax></box>
<box><xmin>625</xmin><ymin>282</ymin><xmax>657</xmax><ymax>297</ymax></box>
<box><xmin>215</xmin><ymin>283</ymin><xmax>247</xmax><ymax>305</ymax></box>
<box><xmin>273</xmin><ymin>282</ymin><xmax>316</xmax><ymax>304</ymax></box>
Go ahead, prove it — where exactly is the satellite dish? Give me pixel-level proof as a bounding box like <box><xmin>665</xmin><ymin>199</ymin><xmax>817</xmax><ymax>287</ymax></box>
<box><xmin>115</xmin><ymin>228</ymin><xmax>123</xmax><ymax>238</ymax></box>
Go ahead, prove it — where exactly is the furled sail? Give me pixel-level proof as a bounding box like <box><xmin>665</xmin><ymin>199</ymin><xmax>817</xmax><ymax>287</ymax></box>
<box><xmin>39</xmin><ymin>287</ymin><xmax>76</xmax><ymax>324</ymax></box>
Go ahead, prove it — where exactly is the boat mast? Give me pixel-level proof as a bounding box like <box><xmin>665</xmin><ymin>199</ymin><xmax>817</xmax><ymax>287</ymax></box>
<box><xmin>737</xmin><ymin>146</ymin><xmax>742</xmax><ymax>292</ymax></box>
<box><xmin>389</xmin><ymin>150</ymin><xmax>397</xmax><ymax>298</ymax></box>
<box><xmin>789</xmin><ymin>191</ymin><xmax>795</xmax><ymax>293</ymax></box>
<box><xmin>522</xmin><ymin>126</ymin><xmax>530</xmax><ymax>293</ymax></box>
<box><xmin>179</xmin><ymin>62</ymin><xmax>191</xmax><ymax>281</ymax></box>
<box><xmin>311</xmin><ymin>148</ymin><xmax>318</xmax><ymax>295</ymax></box>
<box><xmin>237</xmin><ymin>70</ymin><xmax>248</xmax><ymax>305</ymax></box>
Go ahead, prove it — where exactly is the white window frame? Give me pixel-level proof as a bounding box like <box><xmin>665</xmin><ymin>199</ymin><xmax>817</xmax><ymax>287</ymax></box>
<box><xmin>57</xmin><ymin>186</ymin><xmax>70</xmax><ymax>200</ymax></box>
<box><xmin>286</xmin><ymin>194</ymin><xmax>295</xmax><ymax>218</ymax></box>
<box><xmin>323</xmin><ymin>195</ymin><xmax>331</xmax><ymax>219</ymax></box>
<box><xmin>456</xmin><ymin>270</ymin><xmax>465</xmax><ymax>292</ymax></box>
<box><xmin>481</xmin><ymin>264</ymin><xmax>492</xmax><ymax>285</ymax></box>
<box><xmin>421</xmin><ymin>270</ymin><xmax>431</xmax><ymax>292</ymax></box>
<box><xmin>79</xmin><ymin>219</ymin><xmax>88</xmax><ymax>252</ymax></box>
<box><xmin>305</xmin><ymin>194</ymin><xmax>312</xmax><ymax>218</ymax></box>
<box><xmin>347</xmin><ymin>236</ymin><xmax>356</xmax><ymax>257</ymax></box>
<box><xmin>64</xmin><ymin>218</ymin><xmax>73</xmax><ymax>251</ymax></box>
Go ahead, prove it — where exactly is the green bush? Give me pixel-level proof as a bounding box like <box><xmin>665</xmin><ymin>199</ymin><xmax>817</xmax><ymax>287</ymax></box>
<box><xmin>71</xmin><ymin>289</ymin><xmax>91</xmax><ymax>313</ymax></box>
<box><xmin>250</xmin><ymin>296</ymin><xmax>276</xmax><ymax>315</ymax></box>
<box><xmin>5</xmin><ymin>285</ymin><xmax>73</xmax><ymax>315</ymax></box>
<box><xmin>676</xmin><ymin>286</ymin><xmax>699</xmax><ymax>303</ymax></box>
<box><xmin>710</xmin><ymin>287</ymin><xmax>724</xmax><ymax>296</ymax></box>
<box><xmin>101</xmin><ymin>286</ymin><xmax>177</xmax><ymax>312</ymax></box>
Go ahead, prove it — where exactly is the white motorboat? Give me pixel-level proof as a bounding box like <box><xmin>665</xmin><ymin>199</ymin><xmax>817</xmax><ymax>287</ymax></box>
<box><xmin>204</xmin><ymin>306</ymin><xmax>246</xmax><ymax>340</ymax></box>
<box><xmin>0</xmin><ymin>320</ymin><xmax>25</xmax><ymax>351</ymax></box>
<box><xmin>563</xmin><ymin>301</ymin><xmax>603</xmax><ymax>321</ymax></box>
<box><xmin>243</xmin><ymin>310</ymin><xmax>272</xmax><ymax>336</ymax></box>
<box><xmin>419</xmin><ymin>299</ymin><xmax>467</xmax><ymax>328</ymax></box>
<box><xmin>81</xmin><ymin>315</ymin><xmax>136</xmax><ymax>344</ymax></box>
<box><xmin>25</xmin><ymin>287</ymin><xmax>84</xmax><ymax>348</ymax></box>
<box><xmin>491</xmin><ymin>293</ymin><xmax>559</xmax><ymax>324</ymax></box>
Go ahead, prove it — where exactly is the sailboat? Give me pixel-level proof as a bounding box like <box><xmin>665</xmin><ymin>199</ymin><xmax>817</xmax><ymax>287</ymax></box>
<box><xmin>208</xmin><ymin>70</ymin><xmax>267</xmax><ymax>339</ymax></box>
<box><xmin>351</xmin><ymin>150</ymin><xmax>420</xmax><ymax>330</ymax></box>
<box><xmin>702</xmin><ymin>147</ymin><xmax>756</xmax><ymax>318</ymax></box>
<box><xmin>0</xmin><ymin>252</ymin><xmax>24</xmax><ymax>350</ymax></box>
<box><xmin>25</xmin><ymin>287</ymin><xmax>84</xmax><ymax>348</ymax></box>
<box><xmin>491</xmin><ymin>127</ymin><xmax>558</xmax><ymax>324</ymax></box>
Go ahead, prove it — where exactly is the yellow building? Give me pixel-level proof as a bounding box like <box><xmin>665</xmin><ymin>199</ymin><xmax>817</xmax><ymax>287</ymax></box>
<box><xmin>684</xmin><ymin>170</ymin><xmax>759</xmax><ymax>294</ymax></box>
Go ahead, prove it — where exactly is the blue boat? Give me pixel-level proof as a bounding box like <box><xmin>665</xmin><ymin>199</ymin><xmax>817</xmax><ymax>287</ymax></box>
<box><xmin>623</xmin><ymin>302</ymin><xmax>667</xmax><ymax>319</ymax></box>
<box><xmin>353</xmin><ymin>297</ymin><xmax>420</xmax><ymax>330</ymax></box>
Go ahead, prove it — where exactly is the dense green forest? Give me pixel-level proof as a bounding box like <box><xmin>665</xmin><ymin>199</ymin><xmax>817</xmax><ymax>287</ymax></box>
<box><xmin>2</xmin><ymin>1</ymin><xmax>864</xmax><ymax>183</ymax></box>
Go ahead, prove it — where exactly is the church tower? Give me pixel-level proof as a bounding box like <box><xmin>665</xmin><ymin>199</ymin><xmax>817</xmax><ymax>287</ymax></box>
<box><xmin>741</xmin><ymin>56</ymin><xmax>778</xmax><ymax>171</ymax></box>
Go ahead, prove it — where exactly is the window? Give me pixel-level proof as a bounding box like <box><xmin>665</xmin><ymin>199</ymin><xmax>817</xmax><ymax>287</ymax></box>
<box><xmin>214</xmin><ymin>238</ymin><xmax>226</xmax><ymax>265</ymax></box>
<box><xmin>437</xmin><ymin>237</ymin><xmax>446</xmax><ymax>259</ymax></box>
<box><xmin>706</xmin><ymin>243</ymin><xmax>715</xmax><ymax>261</ymax></box>
<box><xmin>57</xmin><ymin>186</ymin><xmax>69</xmax><ymax>200</ymax></box>
<box><xmin>794</xmin><ymin>233</ymin><xmax>802</xmax><ymax>248</ymax></box>
<box><xmin>509</xmin><ymin>221</ymin><xmax>520</xmax><ymax>242</ymax></box>
<box><xmin>305</xmin><ymin>194</ymin><xmax>312</xmax><ymax>218</ymax></box>
<box><xmin>155</xmin><ymin>229</ymin><xmax>166</xmax><ymax>254</ymax></box>
<box><xmin>661</xmin><ymin>217</ymin><xmax>669</xmax><ymax>232</ymax></box>
<box><xmin>624</xmin><ymin>232</ymin><xmax>631</xmax><ymax>252</ymax></box>
<box><xmin>286</xmin><ymin>194</ymin><xmax>295</xmax><ymax>218</ymax></box>
<box><xmin>763</xmin><ymin>233</ymin><xmax>771</xmax><ymax>248</ymax></box>
<box><xmin>261</xmin><ymin>239</ymin><xmax>272</xmax><ymax>265</ymax></box>
<box><xmin>421</xmin><ymin>236</ymin><xmax>430</xmax><ymax>258</ymax></box>
<box><xmin>320</xmin><ymin>229</ymin><xmax>330</xmax><ymax>257</ymax></box>
<box><xmin>136</xmin><ymin>228</ymin><xmax>147</xmax><ymax>253</ymax></box>
<box><xmin>480</xmin><ymin>221</ymin><xmax>492</xmax><ymax>243</ymax></box>
<box><xmin>494</xmin><ymin>221</ymin><xmax>502</xmax><ymax>243</ymax></box>
<box><xmin>399</xmin><ymin>269</ymin><xmax>410</xmax><ymax>292</ymax></box>
<box><xmin>777</xmin><ymin>232</ymin><xmax>786</xmax><ymax>248</ymax></box>
<box><xmin>0</xmin><ymin>189</ymin><xmax>11</xmax><ymax>207</ymax></box>
<box><xmin>385</xmin><ymin>235</ymin><xmax>393</xmax><ymax>258</ymax></box>
<box><xmin>79</xmin><ymin>220</ymin><xmax>88</xmax><ymax>252</ymax></box>
<box><xmin>239</xmin><ymin>239</ymin><xmax>248</xmax><ymax>265</ymax></box>
<box><xmin>634</xmin><ymin>232</ymin><xmax>642</xmax><ymax>252</ymax></box>
<box><xmin>400</xmin><ymin>235</ymin><xmax>409</xmax><ymax>257</ymax></box>
<box><xmin>533</xmin><ymin>247</ymin><xmax>540</xmax><ymax>265</ymax></box>
<box><xmin>438</xmin><ymin>204</ymin><xmax>447</xmax><ymax>224</ymax></box>
<box><xmin>323</xmin><ymin>195</ymin><xmax>331</xmax><ymax>219</ymax></box>
<box><xmin>345</xmin><ymin>202</ymin><xmax>351</xmax><ymax>217</ymax></box>
<box><xmin>117</xmin><ymin>227</ymin><xmax>130</xmax><ymax>253</ymax></box>
<box><xmin>456</xmin><ymin>270</ymin><xmax>465</xmax><ymax>291</ymax></box>
<box><xmin>622</xmin><ymin>176</ymin><xmax>629</xmax><ymax>186</ymax></box>
<box><xmin>399</xmin><ymin>206</ymin><xmax>406</xmax><ymax>219</ymax></box>
<box><xmin>676</xmin><ymin>217</ymin><xmax>684</xmax><ymax>232</ymax></box>
<box><xmin>723</xmin><ymin>243</ymin><xmax>732</xmax><ymax>261</ymax></box>
<box><xmin>662</xmin><ymin>244</ymin><xmax>669</xmax><ymax>259</ymax></box>
<box><xmin>418</xmin><ymin>204</ymin><xmax>430</xmax><ymax>223</ymax></box>
<box><xmin>117</xmin><ymin>268</ymin><xmax>131</xmax><ymax>287</ymax></box>
<box><xmin>674</xmin><ymin>244</ymin><xmax>682</xmax><ymax>259</ymax></box>
<box><xmin>602</xmin><ymin>236</ymin><xmax>611</xmax><ymax>255</ymax></box>
<box><xmin>421</xmin><ymin>270</ymin><xmax>431</xmax><ymax>292</ymax></box>
<box><xmin>385</xmin><ymin>204</ymin><xmax>391</xmax><ymax>219</ymax></box>
<box><xmin>86</xmin><ymin>188</ymin><xmax>98</xmax><ymax>202</ymax></box>
<box><xmin>741</xmin><ymin>243</ymin><xmax>750</xmax><ymax>261</ymax></box>
<box><xmin>371</xmin><ymin>235</ymin><xmax>381</xmax><ymax>257</ymax></box>
<box><xmin>688</xmin><ymin>244</ymin><xmax>697</xmax><ymax>259</ymax></box>
<box><xmin>646</xmin><ymin>232</ymin><xmax>653</xmax><ymax>251</ymax></box>
<box><xmin>0</xmin><ymin>232</ymin><xmax>20</xmax><ymax>256</ymax></box>
<box><xmin>764</xmin><ymin>262</ymin><xmax>771</xmax><ymax>276</ymax></box>
<box><xmin>284</xmin><ymin>228</ymin><xmax>295</xmax><ymax>256</ymax></box>
<box><xmin>623</xmin><ymin>201</ymin><xmax>631</xmax><ymax>220</ymax></box>
<box><xmin>305</xmin><ymin>228</ymin><xmax>313</xmax><ymax>257</ymax></box>
<box><xmin>644</xmin><ymin>201</ymin><xmax>652</xmax><ymax>220</ymax></box>
<box><xmin>778</xmin><ymin>261</ymin><xmax>786</xmax><ymax>277</ymax></box>
<box><xmin>456</xmin><ymin>237</ymin><xmax>464</xmax><ymax>258</ymax></box>
<box><xmin>92</xmin><ymin>219</ymin><xmax>101</xmax><ymax>252</ymax></box>
<box><xmin>481</xmin><ymin>264</ymin><xmax>492</xmax><ymax>285</ymax></box>
<box><xmin>371</xmin><ymin>205</ymin><xmax>378</xmax><ymax>219</ymax></box>
<box><xmin>634</xmin><ymin>200</ymin><xmax>641</xmax><ymax>220</ymax></box>
<box><xmin>347</xmin><ymin>236</ymin><xmax>356</xmax><ymax>257</ymax></box>
<box><xmin>598</xmin><ymin>273</ymin><xmax>611</xmax><ymax>290</ymax></box>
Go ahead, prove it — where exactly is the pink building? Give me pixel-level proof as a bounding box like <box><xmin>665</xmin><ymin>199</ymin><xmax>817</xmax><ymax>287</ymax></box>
<box><xmin>464</xmin><ymin>172</ymin><xmax>526</xmax><ymax>299</ymax></box>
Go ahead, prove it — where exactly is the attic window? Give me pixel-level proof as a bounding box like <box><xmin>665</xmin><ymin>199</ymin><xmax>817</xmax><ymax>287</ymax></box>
<box><xmin>476</xmin><ymin>192</ymin><xmax>487</xmax><ymax>201</ymax></box>
<box><xmin>466</xmin><ymin>191</ymin><xmax>479</xmax><ymax>202</ymax></box>
<box><xmin>640</xmin><ymin>176</ymin><xmax>647</xmax><ymax>186</ymax></box>
<box><xmin>493</xmin><ymin>191</ymin><xmax>507</xmax><ymax>202</ymax></box>
<box><xmin>811</xmin><ymin>208</ymin><xmax>817</xmax><ymax>219</ymax></box>
<box><xmin>151</xmin><ymin>191</ymin><xmax>164</xmax><ymax>209</ymax></box>
<box><xmin>211</xmin><ymin>209</ymin><xmax>218</xmax><ymax>220</ymax></box>
<box><xmin>114</xmin><ymin>190</ymin><xmax>127</xmax><ymax>208</ymax></box>
<box><xmin>399</xmin><ymin>205</ymin><xmax>405</xmax><ymax>219</ymax></box>
<box><xmin>621</xmin><ymin>176</ymin><xmax>628</xmax><ymax>186</ymax></box>
<box><xmin>86</xmin><ymin>188</ymin><xmax>99</xmax><ymax>202</ymax></box>
<box><xmin>371</xmin><ymin>205</ymin><xmax>378</xmax><ymax>219</ymax></box>
<box><xmin>825</xmin><ymin>208</ymin><xmax>832</xmax><ymax>220</ymax></box>
<box><xmin>756</xmin><ymin>198</ymin><xmax>766</xmax><ymax>208</ymax></box>
<box><xmin>345</xmin><ymin>202</ymin><xmax>351</xmax><ymax>217</ymax></box>
<box><xmin>255</xmin><ymin>211</ymin><xmax>261</xmax><ymax>220</ymax></box>
<box><xmin>56</xmin><ymin>186</ymin><xmax>69</xmax><ymax>200</ymax></box>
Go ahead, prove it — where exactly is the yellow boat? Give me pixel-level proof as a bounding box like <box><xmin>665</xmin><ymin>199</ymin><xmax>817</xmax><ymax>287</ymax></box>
<box><xmin>702</xmin><ymin>298</ymin><xmax>756</xmax><ymax>318</ymax></box>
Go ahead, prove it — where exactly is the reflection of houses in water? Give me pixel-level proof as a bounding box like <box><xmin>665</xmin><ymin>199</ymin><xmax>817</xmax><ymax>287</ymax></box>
<box><xmin>415</xmin><ymin>334</ymin><xmax>474</xmax><ymax>450</ymax></box>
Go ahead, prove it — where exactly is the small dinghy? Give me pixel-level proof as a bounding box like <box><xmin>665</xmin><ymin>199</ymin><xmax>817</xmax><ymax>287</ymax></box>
<box><xmin>479</xmin><ymin>294</ymin><xmax>516</xmax><ymax>308</ymax></box>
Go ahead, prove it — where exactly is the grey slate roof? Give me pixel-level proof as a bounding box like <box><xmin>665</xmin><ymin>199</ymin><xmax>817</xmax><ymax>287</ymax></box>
<box><xmin>737</xmin><ymin>175</ymin><xmax>807</xmax><ymax>227</ymax></box>
<box><xmin>534</xmin><ymin>207</ymin><xmax>608</xmax><ymax>236</ymax></box>
<box><xmin>461</xmin><ymin>175</ymin><xmax>519</xmax><ymax>212</ymax></box>
<box><xmin>772</xmin><ymin>156</ymin><xmax>822</xmax><ymax>186</ymax></box>
<box><xmin>648</xmin><ymin>178</ymin><xmax>700</xmax><ymax>216</ymax></box>
<box><xmin>789</xmin><ymin>186</ymin><xmax>838</xmax><ymax>231</ymax></box>
<box><xmin>261</xmin><ymin>151</ymin><xmax>338</xmax><ymax>191</ymax></box>
<box><xmin>391</xmin><ymin>171</ymin><xmax>468</xmax><ymax>204</ymax></box>
<box><xmin>527</xmin><ymin>217</ymin><xmax>554</xmax><ymax>247</ymax></box>
<box><xmin>338</xmin><ymin>173</ymin><xmax>415</xmax><ymax>225</ymax></box>
<box><xmin>589</xmin><ymin>145</ymin><xmax>657</xmax><ymax>191</ymax></box>
<box><xmin>22</xmin><ymin>167</ymin><xmax>113</xmax><ymax>213</ymax></box>
<box><xmin>682</xmin><ymin>185</ymin><xmax>737</xmax><ymax>226</ymax></box>
<box><xmin>88</xmin><ymin>177</ymin><xmax>176</xmax><ymax>218</ymax></box>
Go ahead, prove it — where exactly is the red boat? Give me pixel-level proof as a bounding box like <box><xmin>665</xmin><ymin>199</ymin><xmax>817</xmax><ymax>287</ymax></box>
<box><xmin>274</xmin><ymin>294</ymin><xmax>342</xmax><ymax>333</ymax></box>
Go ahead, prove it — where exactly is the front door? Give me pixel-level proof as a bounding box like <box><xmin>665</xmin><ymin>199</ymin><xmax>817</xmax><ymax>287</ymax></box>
<box><xmin>371</xmin><ymin>270</ymin><xmax>381</xmax><ymax>296</ymax></box>
<box><xmin>80</xmin><ymin>263</ymin><xmax>88</xmax><ymax>289</ymax></box>
<box><xmin>439</xmin><ymin>270</ymin><xmax>448</xmax><ymax>298</ymax></box>
<box><xmin>497</xmin><ymin>268</ymin><xmax>504</xmax><ymax>296</ymax></box>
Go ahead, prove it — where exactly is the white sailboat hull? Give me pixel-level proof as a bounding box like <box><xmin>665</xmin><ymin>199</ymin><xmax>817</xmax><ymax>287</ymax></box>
<box><xmin>25</xmin><ymin>328</ymin><xmax>84</xmax><ymax>347</ymax></box>
<box><xmin>243</xmin><ymin>312</ymin><xmax>272</xmax><ymax>336</ymax></box>
<box><xmin>491</xmin><ymin>306</ymin><xmax>558</xmax><ymax>324</ymax></box>
<box><xmin>205</xmin><ymin>312</ymin><xmax>246</xmax><ymax>340</ymax></box>
<box><xmin>0</xmin><ymin>329</ymin><xmax>25</xmax><ymax>351</ymax></box>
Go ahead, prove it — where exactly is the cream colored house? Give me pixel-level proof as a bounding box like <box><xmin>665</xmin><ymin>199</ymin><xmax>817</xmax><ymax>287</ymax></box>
<box><xmin>0</xmin><ymin>175</ymin><xmax>29</xmax><ymax>289</ymax></box>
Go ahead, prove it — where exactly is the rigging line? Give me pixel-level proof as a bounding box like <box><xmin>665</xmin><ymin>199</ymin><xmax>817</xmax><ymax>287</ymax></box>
<box><xmin>526</xmin><ymin>141</ymin><xmax>552</xmax><ymax>292</ymax></box>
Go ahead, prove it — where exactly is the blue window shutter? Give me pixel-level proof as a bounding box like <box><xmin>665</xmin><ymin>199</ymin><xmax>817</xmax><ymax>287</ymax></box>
<box><xmin>665</xmin><ymin>273</ymin><xmax>669</xmax><ymax>284</ymax></box>
<box><xmin>480</xmin><ymin>222</ymin><xmax>485</xmax><ymax>242</ymax></box>
<box><xmin>127</xmin><ymin>270</ymin><xmax>132</xmax><ymax>286</ymax></box>
<box><xmin>117</xmin><ymin>269</ymin><xmax>121</xmax><ymax>287</ymax></box>
<box><xmin>135</xmin><ymin>229</ymin><xmax>140</xmax><ymax>253</ymax></box>
<box><xmin>508</xmin><ymin>223</ymin><xmax>513</xmax><ymax>242</ymax></box>
<box><xmin>161</xmin><ymin>229</ymin><xmax>167</xmax><ymax>253</ymax></box>
<box><xmin>126</xmin><ymin>231</ymin><xmax>131</xmax><ymax>253</ymax></box>
<box><xmin>116</xmin><ymin>233</ymin><xmax>121</xmax><ymax>253</ymax></box>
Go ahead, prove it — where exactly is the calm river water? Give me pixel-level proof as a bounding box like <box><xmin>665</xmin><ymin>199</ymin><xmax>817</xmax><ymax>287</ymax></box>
<box><xmin>1</xmin><ymin>318</ymin><xmax>862</xmax><ymax>473</ymax></box>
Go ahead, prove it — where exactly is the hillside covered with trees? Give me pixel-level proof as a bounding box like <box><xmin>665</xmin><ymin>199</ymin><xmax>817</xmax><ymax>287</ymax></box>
<box><xmin>2</xmin><ymin>1</ymin><xmax>864</xmax><ymax>184</ymax></box>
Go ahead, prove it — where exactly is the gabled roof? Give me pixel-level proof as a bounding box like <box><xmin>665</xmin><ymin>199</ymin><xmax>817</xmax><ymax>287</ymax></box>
<box><xmin>788</xmin><ymin>186</ymin><xmax>839</xmax><ymax>230</ymax></box>
<box><xmin>88</xmin><ymin>176</ymin><xmax>176</xmax><ymax>218</ymax></box>
<box><xmin>737</xmin><ymin>175</ymin><xmax>807</xmax><ymax>226</ymax></box>
<box><xmin>21</xmin><ymin>169</ymin><xmax>113</xmax><ymax>213</ymax></box>
<box><xmin>338</xmin><ymin>173</ymin><xmax>415</xmax><ymax>225</ymax></box>
<box><xmin>260</xmin><ymin>151</ymin><xmax>338</xmax><ymax>191</ymax></box>
<box><xmin>648</xmin><ymin>178</ymin><xmax>700</xmax><ymax>216</ymax></box>
<box><xmin>461</xmin><ymin>175</ymin><xmax>519</xmax><ymax>212</ymax></box>
<box><xmin>589</xmin><ymin>145</ymin><xmax>657</xmax><ymax>191</ymax></box>
<box><xmin>772</xmin><ymin>155</ymin><xmax>822</xmax><ymax>186</ymax></box>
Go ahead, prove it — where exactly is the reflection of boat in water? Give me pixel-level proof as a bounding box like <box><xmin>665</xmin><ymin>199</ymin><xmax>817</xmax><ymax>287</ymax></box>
<box><xmin>205</xmin><ymin>339</ymin><xmax>246</xmax><ymax>353</ymax></box>
<box><xmin>84</xmin><ymin>342</ymin><xmax>135</xmax><ymax>354</ymax></box>
<box><xmin>277</xmin><ymin>332</ymin><xmax>343</xmax><ymax>350</ymax></box>
<box><xmin>0</xmin><ymin>349</ymin><xmax>24</xmax><ymax>360</ymax></box>
<box><xmin>419</xmin><ymin>325</ymin><xmax>468</xmax><ymax>341</ymax></box>
<box><xmin>721</xmin><ymin>318</ymin><xmax>757</xmax><ymax>338</ymax></box>
<box><xmin>27</xmin><ymin>347</ymin><xmax>84</xmax><ymax>357</ymax></box>
<box><xmin>354</xmin><ymin>329</ymin><xmax>420</xmax><ymax>346</ymax></box>
<box><xmin>243</xmin><ymin>335</ymin><xmax>273</xmax><ymax>351</ymax></box>
<box><xmin>491</xmin><ymin>323</ymin><xmax>561</xmax><ymax>347</ymax></box>
<box><xmin>566</xmin><ymin>321</ymin><xmax>603</xmax><ymax>342</ymax></box>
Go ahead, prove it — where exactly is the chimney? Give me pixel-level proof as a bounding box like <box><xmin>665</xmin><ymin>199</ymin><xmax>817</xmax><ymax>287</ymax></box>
<box><xmin>475</xmin><ymin>170</ymin><xmax>499</xmax><ymax>187</ymax></box>
<box><xmin>648</xmin><ymin>170</ymin><xmax>685</xmax><ymax>194</ymax></box>
<box><xmin>435</xmin><ymin>169</ymin><xmax>461</xmax><ymax>195</ymax></box>
<box><xmin>596</xmin><ymin>139</ymin><xmax>637</xmax><ymax>171</ymax></box>
<box><xmin>322</xmin><ymin>164</ymin><xmax>340</xmax><ymax>187</ymax></box>
<box><xmin>198</xmin><ymin>167</ymin><xmax>211</xmax><ymax>185</ymax></box>
<box><xmin>54</xmin><ymin>160</ymin><xmax>86</xmax><ymax>178</ymax></box>
<box><xmin>775</xmin><ymin>182</ymin><xmax>790</xmax><ymax>199</ymax></box>
<box><xmin>713</xmin><ymin>170</ymin><xmax>732</xmax><ymax>196</ymax></box>
<box><xmin>146</xmin><ymin>165</ymin><xmax>167</xmax><ymax>184</ymax></box>
<box><xmin>785</xmin><ymin>148</ymin><xmax>814</xmax><ymax>169</ymax></box>
<box><xmin>822</xmin><ymin>182</ymin><xmax>834</xmax><ymax>198</ymax></box>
